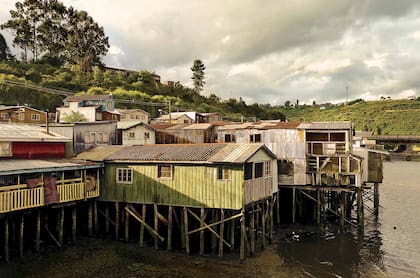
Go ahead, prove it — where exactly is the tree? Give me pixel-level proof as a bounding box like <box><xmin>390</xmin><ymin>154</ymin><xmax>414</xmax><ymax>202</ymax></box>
<box><xmin>61</xmin><ymin>111</ymin><xmax>87</xmax><ymax>123</ymax></box>
<box><xmin>284</xmin><ymin>100</ymin><xmax>291</xmax><ymax>108</ymax></box>
<box><xmin>191</xmin><ymin>59</ymin><xmax>205</xmax><ymax>94</ymax></box>
<box><xmin>0</xmin><ymin>33</ymin><xmax>12</xmax><ymax>60</ymax></box>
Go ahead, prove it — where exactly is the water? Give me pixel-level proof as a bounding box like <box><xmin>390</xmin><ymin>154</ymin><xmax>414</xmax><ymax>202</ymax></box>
<box><xmin>276</xmin><ymin>161</ymin><xmax>420</xmax><ymax>277</ymax></box>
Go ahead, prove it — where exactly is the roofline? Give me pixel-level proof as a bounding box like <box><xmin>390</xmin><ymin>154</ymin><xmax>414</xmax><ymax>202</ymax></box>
<box><xmin>0</xmin><ymin>162</ymin><xmax>103</xmax><ymax>176</ymax></box>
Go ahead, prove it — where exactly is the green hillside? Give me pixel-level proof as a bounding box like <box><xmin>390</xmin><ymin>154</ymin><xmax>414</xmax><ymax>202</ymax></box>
<box><xmin>281</xmin><ymin>99</ymin><xmax>420</xmax><ymax>135</ymax></box>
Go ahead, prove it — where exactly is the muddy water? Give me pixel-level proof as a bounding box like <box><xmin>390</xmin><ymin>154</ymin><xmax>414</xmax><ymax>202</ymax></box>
<box><xmin>276</xmin><ymin>161</ymin><xmax>420</xmax><ymax>277</ymax></box>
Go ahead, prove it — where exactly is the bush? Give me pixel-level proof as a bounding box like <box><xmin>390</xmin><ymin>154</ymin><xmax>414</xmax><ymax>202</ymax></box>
<box><xmin>25</xmin><ymin>68</ymin><xmax>42</xmax><ymax>83</ymax></box>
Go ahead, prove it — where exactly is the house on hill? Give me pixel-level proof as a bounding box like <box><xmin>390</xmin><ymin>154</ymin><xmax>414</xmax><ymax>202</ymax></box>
<box><xmin>115</xmin><ymin>108</ymin><xmax>150</xmax><ymax>123</ymax></box>
<box><xmin>117</xmin><ymin>121</ymin><xmax>156</xmax><ymax>145</ymax></box>
<box><xmin>56</xmin><ymin>95</ymin><xmax>120</xmax><ymax>122</ymax></box>
<box><xmin>0</xmin><ymin>105</ymin><xmax>47</xmax><ymax>124</ymax></box>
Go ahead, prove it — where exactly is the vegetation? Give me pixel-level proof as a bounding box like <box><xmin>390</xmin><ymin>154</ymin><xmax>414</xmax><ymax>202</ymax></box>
<box><xmin>0</xmin><ymin>33</ymin><xmax>13</xmax><ymax>60</ymax></box>
<box><xmin>60</xmin><ymin>111</ymin><xmax>87</xmax><ymax>123</ymax></box>
<box><xmin>191</xmin><ymin>59</ymin><xmax>205</xmax><ymax>94</ymax></box>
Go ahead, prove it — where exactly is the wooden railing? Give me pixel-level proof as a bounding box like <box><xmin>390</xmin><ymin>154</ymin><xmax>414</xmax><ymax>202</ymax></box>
<box><xmin>0</xmin><ymin>180</ymin><xmax>99</xmax><ymax>214</ymax></box>
<box><xmin>244</xmin><ymin>177</ymin><xmax>272</xmax><ymax>204</ymax></box>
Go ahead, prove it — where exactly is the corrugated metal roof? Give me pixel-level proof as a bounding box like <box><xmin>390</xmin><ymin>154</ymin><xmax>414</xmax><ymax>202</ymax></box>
<box><xmin>115</xmin><ymin>108</ymin><xmax>150</xmax><ymax>115</ymax></box>
<box><xmin>64</xmin><ymin>94</ymin><xmax>112</xmax><ymax>102</ymax></box>
<box><xmin>298</xmin><ymin>121</ymin><xmax>352</xmax><ymax>130</ymax></box>
<box><xmin>0</xmin><ymin>159</ymin><xmax>101</xmax><ymax>175</ymax></box>
<box><xmin>0</xmin><ymin>105</ymin><xmax>46</xmax><ymax>113</ymax></box>
<box><xmin>117</xmin><ymin>121</ymin><xmax>147</xmax><ymax>130</ymax></box>
<box><xmin>76</xmin><ymin>146</ymin><xmax>125</xmax><ymax>162</ymax></box>
<box><xmin>216</xmin><ymin>121</ymin><xmax>301</xmax><ymax>131</ymax></box>
<box><xmin>216</xmin><ymin>122</ymin><xmax>254</xmax><ymax>130</ymax></box>
<box><xmin>0</xmin><ymin>123</ymin><xmax>71</xmax><ymax>142</ymax></box>
<box><xmin>107</xmin><ymin>144</ymin><xmax>226</xmax><ymax>162</ymax></box>
<box><xmin>208</xmin><ymin>143</ymin><xmax>275</xmax><ymax>163</ymax></box>
<box><xmin>166</xmin><ymin>123</ymin><xmax>213</xmax><ymax>130</ymax></box>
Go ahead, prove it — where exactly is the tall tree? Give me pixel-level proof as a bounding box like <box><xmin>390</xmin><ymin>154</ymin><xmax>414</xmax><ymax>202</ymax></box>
<box><xmin>191</xmin><ymin>59</ymin><xmax>205</xmax><ymax>94</ymax></box>
<box><xmin>0</xmin><ymin>33</ymin><xmax>12</xmax><ymax>60</ymax></box>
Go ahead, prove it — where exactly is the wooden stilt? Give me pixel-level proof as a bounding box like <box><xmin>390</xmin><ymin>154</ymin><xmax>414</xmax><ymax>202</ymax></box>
<box><xmin>125</xmin><ymin>205</ymin><xmax>129</xmax><ymax>242</ymax></box>
<box><xmin>240</xmin><ymin>209</ymin><xmax>245</xmax><ymax>262</ymax></box>
<box><xmin>317</xmin><ymin>189</ymin><xmax>321</xmax><ymax>224</ymax></box>
<box><xmin>250</xmin><ymin>204</ymin><xmax>255</xmax><ymax>256</ymax></box>
<box><xmin>374</xmin><ymin>183</ymin><xmax>379</xmax><ymax>217</ymax></box>
<box><xmin>19</xmin><ymin>213</ymin><xmax>24</xmax><ymax>257</ymax></box>
<box><xmin>180</xmin><ymin>207</ymin><xmax>185</xmax><ymax>249</ymax></box>
<box><xmin>211</xmin><ymin>210</ymin><xmax>217</xmax><ymax>253</ymax></box>
<box><xmin>115</xmin><ymin>202</ymin><xmax>119</xmax><ymax>240</ymax></box>
<box><xmin>262</xmin><ymin>202</ymin><xmax>266</xmax><ymax>250</ymax></box>
<box><xmin>230</xmin><ymin>215</ymin><xmax>235</xmax><ymax>252</ymax></box>
<box><xmin>199</xmin><ymin>207</ymin><xmax>205</xmax><ymax>256</ymax></box>
<box><xmin>292</xmin><ymin>188</ymin><xmax>296</xmax><ymax>224</ymax></box>
<box><xmin>72</xmin><ymin>205</ymin><xmax>77</xmax><ymax>241</ymax></box>
<box><xmin>154</xmin><ymin>204</ymin><xmax>159</xmax><ymax>250</ymax></box>
<box><xmin>276</xmin><ymin>191</ymin><xmax>280</xmax><ymax>225</ymax></box>
<box><xmin>269</xmin><ymin>198</ymin><xmax>273</xmax><ymax>242</ymax></box>
<box><xmin>93</xmin><ymin>200</ymin><xmax>98</xmax><ymax>234</ymax></box>
<box><xmin>139</xmin><ymin>204</ymin><xmax>146</xmax><ymax>247</ymax></box>
<box><xmin>59</xmin><ymin>207</ymin><xmax>64</xmax><ymax>246</ymax></box>
<box><xmin>184</xmin><ymin>207</ymin><xmax>190</xmax><ymax>255</ymax></box>
<box><xmin>88</xmin><ymin>201</ymin><xmax>93</xmax><ymax>237</ymax></box>
<box><xmin>4</xmin><ymin>215</ymin><xmax>9</xmax><ymax>262</ymax></box>
<box><xmin>167</xmin><ymin>206</ymin><xmax>173</xmax><ymax>251</ymax></box>
<box><xmin>357</xmin><ymin>188</ymin><xmax>364</xmax><ymax>229</ymax></box>
<box><xmin>340</xmin><ymin>191</ymin><xmax>345</xmax><ymax>227</ymax></box>
<box><xmin>105</xmin><ymin>203</ymin><xmax>110</xmax><ymax>233</ymax></box>
<box><xmin>36</xmin><ymin>210</ymin><xmax>41</xmax><ymax>253</ymax></box>
<box><xmin>218</xmin><ymin>209</ymin><xmax>225</xmax><ymax>257</ymax></box>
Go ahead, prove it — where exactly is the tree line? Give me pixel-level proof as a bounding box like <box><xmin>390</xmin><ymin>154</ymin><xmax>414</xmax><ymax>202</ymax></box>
<box><xmin>1</xmin><ymin>0</ymin><xmax>109</xmax><ymax>71</ymax></box>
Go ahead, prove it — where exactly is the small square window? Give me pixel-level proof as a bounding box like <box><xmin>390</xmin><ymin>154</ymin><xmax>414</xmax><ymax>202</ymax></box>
<box><xmin>158</xmin><ymin>165</ymin><xmax>172</xmax><ymax>179</ymax></box>
<box><xmin>250</xmin><ymin>134</ymin><xmax>262</xmax><ymax>143</ymax></box>
<box><xmin>225</xmin><ymin>134</ymin><xmax>236</xmax><ymax>143</ymax></box>
<box><xmin>264</xmin><ymin>161</ymin><xmax>271</xmax><ymax>176</ymax></box>
<box><xmin>128</xmin><ymin>132</ymin><xmax>136</xmax><ymax>139</ymax></box>
<box><xmin>255</xmin><ymin>162</ymin><xmax>263</xmax><ymax>178</ymax></box>
<box><xmin>145</xmin><ymin>132</ymin><xmax>150</xmax><ymax>139</ymax></box>
<box><xmin>116</xmin><ymin>168</ymin><xmax>133</xmax><ymax>184</ymax></box>
<box><xmin>31</xmin><ymin>114</ymin><xmax>40</xmax><ymax>121</ymax></box>
<box><xmin>217</xmin><ymin>167</ymin><xmax>230</xmax><ymax>180</ymax></box>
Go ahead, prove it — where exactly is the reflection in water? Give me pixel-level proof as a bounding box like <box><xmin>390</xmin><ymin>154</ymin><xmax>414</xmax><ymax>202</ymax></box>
<box><xmin>275</xmin><ymin>161</ymin><xmax>419</xmax><ymax>277</ymax></box>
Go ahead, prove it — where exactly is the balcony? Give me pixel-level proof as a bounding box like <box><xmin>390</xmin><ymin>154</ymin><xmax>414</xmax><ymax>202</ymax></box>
<box><xmin>0</xmin><ymin>177</ymin><xmax>99</xmax><ymax>214</ymax></box>
<box><xmin>244</xmin><ymin>177</ymin><xmax>273</xmax><ymax>204</ymax></box>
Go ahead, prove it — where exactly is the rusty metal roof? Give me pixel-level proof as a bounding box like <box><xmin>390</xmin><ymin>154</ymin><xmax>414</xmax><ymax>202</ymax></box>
<box><xmin>76</xmin><ymin>146</ymin><xmax>125</xmax><ymax>162</ymax></box>
<box><xmin>209</xmin><ymin>143</ymin><xmax>276</xmax><ymax>163</ymax></box>
<box><xmin>117</xmin><ymin>121</ymin><xmax>155</xmax><ymax>130</ymax></box>
<box><xmin>166</xmin><ymin>123</ymin><xmax>213</xmax><ymax>130</ymax></box>
<box><xmin>298</xmin><ymin>121</ymin><xmax>352</xmax><ymax>130</ymax></box>
<box><xmin>0</xmin><ymin>123</ymin><xmax>71</xmax><ymax>142</ymax></box>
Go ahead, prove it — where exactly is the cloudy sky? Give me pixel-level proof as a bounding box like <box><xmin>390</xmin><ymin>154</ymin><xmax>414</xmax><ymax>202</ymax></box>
<box><xmin>1</xmin><ymin>0</ymin><xmax>420</xmax><ymax>105</ymax></box>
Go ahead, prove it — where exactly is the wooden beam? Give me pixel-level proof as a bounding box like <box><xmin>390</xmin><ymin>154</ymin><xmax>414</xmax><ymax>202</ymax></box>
<box><xmin>124</xmin><ymin>206</ymin><xmax>164</xmax><ymax>242</ymax></box>
<box><xmin>167</xmin><ymin>206</ymin><xmax>173</xmax><ymax>251</ymax></box>
<box><xmin>140</xmin><ymin>204</ymin><xmax>146</xmax><ymax>247</ymax></box>
<box><xmin>199</xmin><ymin>207</ymin><xmax>205</xmax><ymax>256</ymax></box>
<box><xmin>218</xmin><ymin>209</ymin><xmax>225</xmax><ymax>257</ymax></box>
<box><xmin>88</xmin><ymin>202</ymin><xmax>93</xmax><ymax>237</ymax></box>
<box><xmin>36</xmin><ymin>210</ymin><xmax>41</xmax><ymax>253</ymax></box>
<box><xmin>98</xmin><ymin>208</ymin><xmax>116</xmax><ymax>227</ymax></box>
<box><xmin>4</xmin><ymin>215</ymin><xmax>9</xmax><ymax>262</ymax></box>
<box><xmin>269</xmin><ymin>198</ymin><xmax>273</xmax><ymax>242</ymax></box>
<box><xmin>240</xmin><ymin>209</ymin><xmax>245</xmax><ymax>262</ymax></box>
<box><xmin>250</xmin><ymin>204</ymin><xmax>255</xmax><ymax>256</ymax></box>
<box><xmin>230</xmin><ymin>213</ymin><xmax>235</xmax><ymax>252</ymax></box>
<box><xmin>93</xmin><ymin>200</ymin><xmax>98</xmax><ymax>234</ymax></box>
<box><xmin>262</xmin><ymin>202</ymin><xmax>266</xmax><ymax>249</ymax></box>
<box><xmin>115</xmin><ymin>202</ymin><xmax>119</xmax><ymax>240</ymax></box>
<box><xmin>44</xmin><ymin>224</ymin><xmax>61</xmax><ymax>248</ymax></box>
<box><xmin>59</xmin><ymin>207</ymin><xmax>64</xmax><ymax>246</ymax></box>
<box><xmin>19</xmin><ymin>213</ymin><xmax>24</xmax><ymax>257</ymax></box>
<box><xmin>292</xmin><ymin>188</ymin><xmax>296</xmax><ymax>224</ymax></box>
<box><xmin>154</xmin><ymin>204</ymin><xmax>159</xmax><ymax>250</ymax></box>
<box><xmin>276</xmin><ymin>191</ymin><xmax>280</xmax><ymax>225</ymax></box>
<box><xmin>72</xmin><ymin>205</ymin><xmax>77</xmax><ymax>241</ymax></box>
<box><xmin>184</xmin><ymin>207</ymin><xmax>190</xmax><ymax>255</ymax></box>
<box><xmin>125</xmin><ymin>204</ymin><xmax>129</xmax><ymax>242</ymax></box>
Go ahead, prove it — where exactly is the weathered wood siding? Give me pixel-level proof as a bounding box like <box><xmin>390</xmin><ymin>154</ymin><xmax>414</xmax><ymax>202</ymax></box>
<box><xmin>101</xmin><ymin>163</ymin><xmax>245</xmax><ymax>210</ymax></box>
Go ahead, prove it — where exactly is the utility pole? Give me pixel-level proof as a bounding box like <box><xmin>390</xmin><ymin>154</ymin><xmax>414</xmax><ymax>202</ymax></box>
<box><xmin>168</xmin><ymin>101</ymin><xmax>172</xmax><ymax>123</ymax></box>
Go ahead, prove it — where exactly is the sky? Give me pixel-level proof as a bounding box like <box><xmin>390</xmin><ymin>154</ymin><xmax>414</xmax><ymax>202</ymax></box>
<box><xmin>1</xmin><ymin>0</ymin><xmax>420</xmax><ymax>105</ymax></box>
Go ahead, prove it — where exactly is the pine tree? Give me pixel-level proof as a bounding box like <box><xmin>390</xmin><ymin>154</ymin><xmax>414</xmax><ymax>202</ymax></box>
<box><xmin>191</xmin><ymin>59</ymin><xmax>205</xmax><ymax>94</ymax></box>
<box><xmin>0</xmin><ymin>33</ymin><xmax>12</xmax><ymax>60</ymax></box>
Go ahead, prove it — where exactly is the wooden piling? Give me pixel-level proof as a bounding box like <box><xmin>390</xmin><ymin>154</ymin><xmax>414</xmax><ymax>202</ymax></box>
<box><xmin>105</xmin><ymin>203</ymin><xmax>110</xmax><ymax>234</ymax></box>
<box><xmin>317</xmin><ymin>189</ymin><xmax>321</xmax><ymax>224</ymax></box>
<box><xmin>357</xmin><ymin>188</ymin><xmax>364</xmax><ymax>229</ymax></box>
<box><xmin>93</xmin><ymin>200</ymin><xmax>98</xmax><ymax>234</ymax></box>
<box><xmin>19</xmin><ymin>213</ymin><xmax>24</xmax><ymax>257</ymax></box>
<box><xmin>36</xmin><ymin>210</ymin><xmax>41</xmax><ymax>253</ymax></box>
<box><xmin>59</xmin><ymin>207</ymin><xmax>64</xmax><ymax>246</ymax></box>
<box><xmin>276</xmin><ymin>191</ymin><xmax>280</xmax><ymax>225</ymax></box>
<box><xmin>240</xmin><ymin>209</ymin><xmax>245</xmax><ymax>262</ymax></box>
<box><xmin>262</xmin><ymin>203</ymin><xmax>266</xmax><ymax>250</ymax></box>
<box><xmin>269</xmin><ymin>199</ymin><xmax>273</xmax><ymax>242</ymax></box>
<box><xmin>72</xmin><ymin>205</ymin><xmax>77</xmax><ymax>241</ymax></box>
<box><xmin>199</xmin><ymin>207</ymin><xmax>205</xmax><ymax>255</ymax></box>
<box><xmin>180</xmin><ymin>207</ymin><xmax>185</xmax><ymax>249</ymax></box>
<box><xmin>218</xmin><ymin>209</ymin><xmax>225</xmax><ymax>257</ymax></box>
<box><xmin>167</xmin><ymin>206</ymin><xmax>173</xmax><ymax>251</ymax></box>
<box><xmin>211</xmin><ymin>210</ymin><xmax>218</xmax><ymax>253</ymax></box>
<box><xmin>374</xmin><ymin>183</ymin><xmax>379</xmax><ymax>217</ymax></box>
<box><xmin>154</xmin><ymin>204</ymin><xmax>159</xmax><ymax>250</ymax></box>
<box><xmin>230</xmin><ymin>214</ymin><xmax>235</xmax><ymax>252</ymax></box>
<box><xmin>250</xmin><ymin>205</ymin><xmax>255</xmax><ymax>256</ymax></box>
<box><xmin>115</xmin><ymin>202</ymin><xmax>119</xmax><ymax>240</ymax></box>
<box><xmin>88</xmin><ymin>201</ymin><xmax>93</xmax><ymax>237</ymax></box>
<box><xmin>125</xmin><ymin>204</ymin><xmax>129</xmax><ymax>242</ymax></box>
<box><xmin>139</xmin><ymin>204</ymin><xmax>146</xmax><ymax>247</ymax></box>
<box><xmin>184</xmin><ymin>207</ymin><xmax>190</xmax><ymax>255</ymax></box>
<box><xmin>4</xmin><ymin>215</ymin><xmax>9</xmax><ymax>262</ymax></box>
<box><xmin>292</xmin><ymin>188</ymin><xmax>296</xmax><ymax>224</ymax></box>
<box><xmin>340</xmin><ymin>191</ymin><xmax>345</xmax><ymax>227</ymax></box>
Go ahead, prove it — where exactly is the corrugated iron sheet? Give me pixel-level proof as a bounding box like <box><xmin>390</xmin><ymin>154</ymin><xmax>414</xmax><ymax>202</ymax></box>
<box><xmin>298</xmin><ymin>121</ymin><xmax>352</xmax><ymax>130</ymax></box>
<box><xmin>0</xmin><ymin>123</ymin><xmax>71</xmax><ymax>142</ymax></box>
<box><xmin>76</xmin><ymin>146</ymin><xmax>125</xmax><ymax>162</ymax></box>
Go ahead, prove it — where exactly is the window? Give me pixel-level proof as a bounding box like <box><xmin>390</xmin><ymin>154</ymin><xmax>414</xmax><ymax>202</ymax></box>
<box><xmin>264</xmin><ymin>161</ymin><xmax>271</xmax><ymax>176</ymax></box>
<box><xmin>225</xmin><ymin>134</ymin><xmax>236</xmax><ymax>143</ymax></box>
<box><xmin>135</xmin><ymin>115</ymin><xmax>140</xmax><ymax>119</ymax></box>
<box><xmin>128</xmin><ymin>132</ymin><xmax>136</xmax><ymax>139</ymax></box>
<box><xmin>183</xmin><ymin>119</ymin><xmax>189</xmax><ymax>123</ymax></box>
<box><xmin>0</xmin><ymin>142</ymin><xmax>12</xmax><ymax>157</ymax></box>
<box><xmin>116</xmin><ymin>168</ymin><xmax>133</xmax><ymax>184</ymax></box>
<box><xmin>31</xmin><ymin>114</ymin><xmax>40</xmax><ymax>121</ymax></box>
<box><xmin>0</xmin><ymin>113</ymin><xmax>9</xmax><ymax>120</ymax></box>
<box><xmin>18</xmin><ymin>113</ymin><xmax>24</xmax><ymax>121</ymax></box>
<box><xmin>255</xmin><ymin>162</ymin><xmax>263</xmax><ymax>178</ymax></box>
<box><xmin>145</xmin><ymin>132</ymin><xmax>150</xmax><ymax>139</ymax></box>
<box><xmin>250</xmin><ymin>134</ymin><xmax>262</xmax><ymax>143</ymax></box>
<box><xmin>244</xmin><ymin>163</ymin><xmax>253</xmax><ymax>180</ymax></box>
<box><xmin>217</xmin><ymin>167</ymin><xmax>230</xmax><ymax>180</ymax></box>
<box><xmin>96</xmin><ymin>132</ymin><xmax>104</xmax><ymax>143</ymax></box>
<box><xmin>158</xmin><ymin>165</ymin><xmax>172</xmax><ymax>179</ymax></box>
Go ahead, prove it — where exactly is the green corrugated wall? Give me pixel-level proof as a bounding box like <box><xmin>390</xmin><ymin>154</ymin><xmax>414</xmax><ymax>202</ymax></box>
<box><xmin>100</xmin><ymin>163</ymin><xmax>244</xmax><ymax>210</ymax></box>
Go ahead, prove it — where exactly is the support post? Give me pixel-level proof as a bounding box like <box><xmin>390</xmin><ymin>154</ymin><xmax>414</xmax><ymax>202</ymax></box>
<box><xmin>317</xmin><ymin>189</ymin><xmax>321</xmax><ymax>224</ymax></box>
<box><xmin>139</xmin><ymin>204</ymin><xmax>146</xmax><ymax>247</ymax></box>
<box><xmin>88</xmin><ymin>201</ymin><xmax>93</xmax><ymax>237</ymax></box>
<box><xmin>180</xmin><ymin>208</ymin><xmax>185</xmax><ymax>249</ymax></box>
<box><xmin>115</xmin><ymin>202</ymin><xmax>119</xmax><ymax>240</ymax></box>
<box><xmin>94</xmin><ymin>200</ymin><xmax>98</xmax><ymax>234</ymax></box>
<box><xmin>72</xmin><ymin>205</ymin><xmax>77</xmax><ymax>241</ymax></box>
<box><xmin>4</xmin><ymin>215</ymin><xmax>9</xmax><ymax>262</ymax></box>
<box><xmin>36</xmin><ymin>210</ymin><xmax>41</xmax><ymax>253</ymax></box>
<box><xmin>340</xmin><ymin>191</ymin><xmax>345</xmax><ymax>227</ymax></box>
<box><xmin>59</xmin><ymin>207</ymin><xmax>64</xmax><ymax>246</ymax></box>
<box><xmin>269</xmin><ymin>198</ymin><xmax>273</xmax><ymax>242</ymax></box>
<box><xmin>230</xmin><ymin>215</ymin><xmax>235</xmax><ymax>252</ymax></box>
<box><xmin>154</xmin><ymin>204</ymin><xmax>159</xmax><ymax>250</ymax></box>
<box><xmin>125</xmin><ymin>204</ymin><xmax>129</xmax><ymax>242</ymax></box>
<box><xmin>262</xmin><ymin>202</ymin><xmax>266</xmax><ymax>250</ymax></box>
<box><xmin>240</xmin><ymin>209</ymin><xmax>245</xmax><ymax>262</ymax></box>
<box><xmin>211</xmin><ymin>210</ymin><xmax>218</xmax><ymax>253</ymax></box>
<box><xmin>357</xmin><ymin>188</ymin><xmax>364</xmax><ymax>229</ymax></box>
<box><xmin>19</xmin><ymin>213</ymin><xmax>24</xmax><ymax>257</ymax></box>
<box><xmin>105</xmin><ymin>203</ymin><xmax>110</xmax><ymax>233</ymax></box>
<box><xmin>374</xmin><ymin>183</ymin><xmax>379</xmax><ymax>218</ymax></box>
<box><xmin>184</xmin><ymin>207</ymin><xmax>190</xmax><ymax>255</ymax></box>
<box><xmin>167</xmin><ymin>206</ymin><xmax>173</xmax><ymax>251</ymax></box>
<box><xmin>250</xmin><ymin>204</ymin><xmax>255</xmax><ymax>256</ymax></box>
<box><xmin>276</xmin><ymin>191</ymin><xmax>280</xmax><ymax>225</ymax></box>
<box><xmin>292</xmin><ymin>188</ymin><xmax>296</xmax><ymax>224</ymax></box>
<box><xmin>199</xmin><ymin>207</ymin><xmax>205</xmax><ymax>256</ymax></box>
<box><xmin>218</xmin><ymin>209</ymin><xmax>225</xmax><ymax>257</ymax></box>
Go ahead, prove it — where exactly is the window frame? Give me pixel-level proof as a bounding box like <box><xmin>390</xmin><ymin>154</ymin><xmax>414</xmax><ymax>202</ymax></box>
<box><xmin>217</xmin><ymin>166</ymin><xmax>230</xmax><ymax>180</ymax></box>
<box><xmin>158</xmin><ymin>165</ymin><xmax>173</xmax><ymax>179</ymax></box>
<box><xmin>116</xmin><ymin>168</ymin><xmax>133</xmax><ymax>184</ymax></box>
<box><xmin>31</xmin><ymin>113</ymin><xmax>40</xmax><ymax>121</ymax></box>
